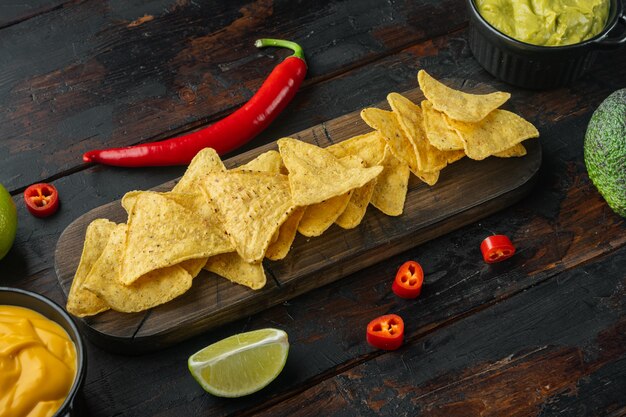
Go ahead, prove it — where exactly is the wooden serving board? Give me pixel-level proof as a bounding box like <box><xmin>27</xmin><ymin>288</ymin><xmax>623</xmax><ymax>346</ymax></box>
<box><xmin>55</xmin><ymin>87</ymin><xmax>541</xmax><ymax>354</ymax></box>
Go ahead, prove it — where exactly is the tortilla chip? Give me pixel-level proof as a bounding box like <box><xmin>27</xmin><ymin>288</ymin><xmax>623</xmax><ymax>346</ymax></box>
<box><xmin>327</xmin><ymin>132</ymin><xmax>386</xmax><ymax>166</ymax></box>
<box><xmin>66</xmin><ymin>219</ymin><xmax>113</xmax><ymax>317</ymax></box>
<box><xmin>388</xmin><ymin>92</ymin><xmax>464</xmax><ymax>173</ymax></box>
<box><xmin>494</xmin><ymin>143</ymin><xmax>527</xmax><ymax>158</ymax></box>
<box><xmin>418</xmin><ymin>70</ymin><xmax>510</xmax><ymax>122</ymax></box>
<box><xmin>298</xmin><ymin>192</ymin><xmax>353</xmax><ymax>237</ymax></box>
<box><xmin>173</xmin><ymin>148</ymin><xmax>225</xmax><ymax>194</ymax></box>
<box><xmin>360</xmin><ymin>108</ymin><xmax>419</xmax><ymax>173</ymax></box>
<box><xmin>370</xmin><ymin>146</ymin><xmax>410</xmax><ymax>216</ymax></box>
<box><xmin>181</xmin><ymin>258</ymin><xmax>208</xmax><ymax>276</ymax></box>
<box><xmin>122</xmin><ymin>190</ymin><xmax>221</xmax><ymax>240</ymax></box>
<box><xmin>415</xmin><ymin>170</ymin><xmax>440</xmax><ymax>186</ymax></box>
<box><xmin>278</xmin><ymin>137</ymin><xmax>383</xmax><ymax>206</ymax></box>
<box><xmin>298</xmin><ymin>155</ymin><xmax>368</xmax><ymax>236</ymax></box>
<box><xmin>121</xmin><ymin>191</ymin><xmax>141</xmax><ymax>214</ymax></box>
<box><xmin>335</xmin><ymin>178</ymin><xmax>376</xmax><ymax>229</ymax></box>
<box><xmin>204</xmin><ymin>252</ymin><xmax>266</xmax><ymax>290</ymax></box>
<box><xmin>265</xmin><ymin>207</ymin><xmax>305</xmax><ymax>260</ymax></box>
<box><xmin>202</xmin><ymin>170</ymin><xmax>295</xmax><ymax>263</ymax></box>
<box><xmin>421</xmin><ymin>100</ymin><xmax>464</xmax><ymax>151</ymax></box>
<box><xmin>234</xmin><ymin>150</ymin><xmax>299</xmax><ymax>260</ymax></box>
<box><xmin>120</xmin><ymin>192</ymin><xmax>233</xmax><ymax>285</ymax></box>
<box><xmin>83</xmin><ymin>224</ymin><xmax>194</xmax><ymax>313</ymax></box>
<box><xmin>447</xmin><ymin>109</ymin><xmax>539</xmax><ymax>160</ymax></box>
<box><xmin>237</xmin><ymin>150</ymin><xmax>286</xmax><ymax>174</ymax></box>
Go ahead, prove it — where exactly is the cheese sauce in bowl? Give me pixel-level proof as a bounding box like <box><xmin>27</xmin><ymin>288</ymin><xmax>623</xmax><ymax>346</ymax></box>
<box><xmin>0</xmin><ymin>288</ymin><xmax>86</xmax><ymax>417</ymax></box>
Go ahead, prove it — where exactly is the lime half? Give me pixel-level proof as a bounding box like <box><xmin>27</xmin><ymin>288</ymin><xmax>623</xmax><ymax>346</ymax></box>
<box><xmin>188</xmin><ymin>328</ymin><xmax>289</xmax><ymax>397</ymax></box>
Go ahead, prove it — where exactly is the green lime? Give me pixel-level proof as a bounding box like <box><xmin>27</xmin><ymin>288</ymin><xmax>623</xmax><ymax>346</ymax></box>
<box><xmin>188</xmin><ymin>328</ymin><xmax>289</xmax><ymax>397</ymax></box>
<box><xmin>0</xmin><ymin>183</ymin><xmax>17</xmax><ymax>260</ymax></box>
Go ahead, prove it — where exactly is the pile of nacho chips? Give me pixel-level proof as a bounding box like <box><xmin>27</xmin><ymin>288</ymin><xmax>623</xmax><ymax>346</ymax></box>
<box><xmin>66</xmin><ymin>71</ymin><xmax>538</xmax><ymax>317</ymax></box>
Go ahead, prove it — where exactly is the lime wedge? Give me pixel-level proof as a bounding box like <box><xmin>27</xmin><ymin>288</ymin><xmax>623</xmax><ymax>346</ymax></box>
<box><xmin>188</xmin><ymin>328</ymin><xmax>289</xmax><ymax>397</ymax></box>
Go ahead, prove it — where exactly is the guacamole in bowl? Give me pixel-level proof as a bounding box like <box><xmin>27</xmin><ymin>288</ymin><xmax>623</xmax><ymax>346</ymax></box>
<box><xmin>476</xmin><ymin>0</ymin><xmax>610</xmax><ymax>46</ymax></box>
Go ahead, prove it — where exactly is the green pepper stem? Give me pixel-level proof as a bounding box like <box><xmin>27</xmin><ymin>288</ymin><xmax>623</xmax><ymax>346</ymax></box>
<box><xmin>255</xmin><ymin>38</ymin><xmax>305</xmax><ymax>61</ymax></box>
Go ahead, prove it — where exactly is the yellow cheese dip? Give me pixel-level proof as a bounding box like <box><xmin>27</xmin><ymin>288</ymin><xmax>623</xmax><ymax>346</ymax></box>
<box><xmin>0</xmin><ymin>305</ymin><xmax>77</xmax><ymax>417</ymax></box>
<box><xmin>476</xmin><ymin>0</ymin><xmax>610</xmax><ymax>46</ymax></box>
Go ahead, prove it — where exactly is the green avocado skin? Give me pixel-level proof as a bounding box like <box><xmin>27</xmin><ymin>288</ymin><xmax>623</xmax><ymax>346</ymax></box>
<box><xmin>584</xmin><ymin>88</ymin><xmax>626</xmax><ymax>218</ymax></box>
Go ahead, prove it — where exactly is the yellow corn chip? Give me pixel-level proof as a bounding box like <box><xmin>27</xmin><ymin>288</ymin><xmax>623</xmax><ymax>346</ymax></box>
<box><xmin>370</xmin><ymin>145</ymin><xmax>410</xmax><ymax>216</ymax></box>
<box><xmin>235</xmin><ymin>150</ymin><xmax>300</xmax><ymax>260</ymax></box>
<box><xmin>120</xmin><ymin>192</ymin><xmax>233</xmax><ymax>285</ymax></box>
<box><xmin>388</xmin><ymin>93</ymin><xmax>464</xmax><ymax>173</ymax></box>
<box><xmin>278</xmin><ymin>137</ymin><xmax>383</xmax><ymax>206</ymax></box>
<box><xmin>335</xmin><ymin>178</ymin><xmax>376</xmax><ymax>229</ymax></box>
<box><xmin>181</xmin><ymin>258</ymin><xmax>208</xmax><ymax>276</ymax></box>
<box><xmin>360</xmin><ymin>107</ymin><xmax>419</xmax><ymax>173</ymax></box>
<box><xmin>204</xmin><ymin>252</ymin><xmax>266</xmax><ymax>290</ymax></box>
<box><xmin>66</xmin><ymin>219</ymin><xmax>113</xmax><ymax>317</ymax></box>
<box><xmin>173</xmin><ymin>147</ymin><xmax>226</xmax><ymax>193</ymax></box>
<box><xmin>297</xmin><ymin>155</ymin><xmax>367</xmax><ymax>236</ymax></box>
<box><xmin>333</xmin><ymin>155</ymin><xmax>377</xmax><ymax>229</ymax></box>
<box><xmin>265</xmin><ymin>207</ymin><xmax>305</xmax><ymax>260</ymax></box>
<box><xmin>415</xmin><ymin>170</ymin><xmax>440</xmax><ymax>186</ymax></box>
<box><xmin>494</xmin><ymin>143</ymin><xmax>527</xmax><ymax>158</ymax></box>
<box><xmin>327</xmin><ymin>132</ymin><xmax>386</xmax><ymax>166</ymax></box>
<box><xmin>418</xmin><ymin>70</ymin><xmax>510</xmax><ymax>122</ymax></box>
<box><xmin>421</xmin><ymin>100</ymin><xmax>465</xmax><ymax>151</ymax></box>
<box><xmin>298</xmin><ymin>192</ymin><xmax>352</xmax><ymax>237</ymax></box>
<box><xmin>447</xmin><ymin>109</ymin><xmax>539</xmax><ymax>160</ymax></box>
<box><xmin>202</xmin><ymin>170</ymin><xmax>295</xmax><ymax>263</ymax></box>
<box><xmin>122</xmin><ymin>190</ymin><xmax>221</xmax><ymax>239</ymax></box>
<box><xmin>84</xmin><ymin>224</ymin><xmax>194</xmax><ymax>313</ymax></box>
<box><xmin>237</xmin><ymin>150</ymin><xmax>286</xmax><ymax>174</ymax></box>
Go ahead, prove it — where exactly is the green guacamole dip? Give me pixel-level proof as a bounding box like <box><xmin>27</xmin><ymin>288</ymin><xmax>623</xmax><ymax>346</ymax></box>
<box><xmin>476</xmin><ymin>0</ymin><xmax>610</xmax><ymax>46</ymax></box>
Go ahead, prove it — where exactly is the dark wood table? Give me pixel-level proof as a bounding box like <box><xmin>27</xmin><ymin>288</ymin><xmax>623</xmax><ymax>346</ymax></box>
<box><xmin>2</xmin><ymin>1</ymin><xmax>625</xmax><ymax>416</ymax></box>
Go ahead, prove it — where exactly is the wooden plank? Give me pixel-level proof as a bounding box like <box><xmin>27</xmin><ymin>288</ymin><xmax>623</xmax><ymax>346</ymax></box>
<box><xmin>9</xmin><ymin>33</ymin><xmax>625</xmax><ymax>291</ymax></box>
<box><xmin>0</xmin><ymin>0</ymin><xmax>468</xmax><ymax>193</ymax></box>
<box><xmin>54</xmin><ymin>86</ymin><xmax>541</xmax><ymax>352</ymax></box>
<box><xmin>257</xmin><ymin>245</ymin><xmax>626</xmax><ymax>417</ymax></box>
<box><xmin>0</xmin><ymin>0</ymin><xmax>67</xmax><ymax>28</ymax></box>
<box><xmin>63</xmin><ymin>96</ymin><xmax>626</xmax><ymax>415</ymax></box>
<box><xmin>4</xmin><ymin>26</ymin><xmax>625</xmax><ymax>415</ymax></box>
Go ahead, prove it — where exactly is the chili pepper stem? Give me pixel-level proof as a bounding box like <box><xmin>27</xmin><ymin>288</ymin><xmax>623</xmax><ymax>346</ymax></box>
<box><xmin>255</xmin><ymin>38</ymin><xmax>306</xmax><ymax>62</ymax></box>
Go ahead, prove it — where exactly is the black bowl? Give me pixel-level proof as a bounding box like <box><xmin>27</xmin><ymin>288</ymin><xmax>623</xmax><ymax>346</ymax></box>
<box><xmin>0</xmin><ymin>287</ymin><xmax>86</xmax><ymax>417</ymax></box>
<box><xmin>467</xmin><ymin>0</ymin><xmax>626</xmax><ymax>89</ymax></box>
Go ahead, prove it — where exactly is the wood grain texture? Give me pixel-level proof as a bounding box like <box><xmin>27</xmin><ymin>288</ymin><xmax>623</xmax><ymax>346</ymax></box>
<box><xmin>66</xmin><ymin>70</ymin><xmax>626</xmax><ymax>414</ymax></box>
<box><xmin>0</xmin><ymin>0</ymin><xmax>68</xmax><ymax>28</ymax></box>
<box><xmin>9</xmin><ymin>28</ymin><xmax>626</xmax><ymax>291</ymax></box>
<box><xmin>0</xmin><ymin>0</ymin><xmax>467</xmax><ymax>193</ymax></box>
<box><xmin>3</xmin><ymin>0</ymin><xmax>626</xmax><ymax>415</ymax></box>
<box><xmin>257</xmin><ymin>245</ymin><xmax>626</xmax><ymax>417</ymax></box>
<box><xmin>54</xmin><ymin>86</ymin><xmax>541</xmax><ymax>352</ymax></box>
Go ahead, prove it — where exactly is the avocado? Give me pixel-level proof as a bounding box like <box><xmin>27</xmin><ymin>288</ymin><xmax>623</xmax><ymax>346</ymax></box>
<box><xmin>584</xmin><ymin>88</ymin><xmax>626</xmax><ymax>218</ymax></box>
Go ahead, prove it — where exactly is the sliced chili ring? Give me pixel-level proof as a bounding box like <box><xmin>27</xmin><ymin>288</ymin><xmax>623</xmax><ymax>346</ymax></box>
<box><xmin>392</xmin><ymin>260</ymin><xmax>424</xmax><ymax>299</ymax></box>
<box><xmin>366</xmin><ymin>314</ymin><xmax>404</xmax><ymax>351</ymax></box>
<box><xmin>480</xmin><ymin>235</ymin><xmax>515</xmax><ymax>263</ymax></box>
<box><xmin>24</xmin><ymin>183</ymin><xmax>60</xmax><ymax>218</ymax></box>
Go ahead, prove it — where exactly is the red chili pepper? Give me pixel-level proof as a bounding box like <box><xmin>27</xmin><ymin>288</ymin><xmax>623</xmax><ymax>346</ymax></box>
<box><xmin>24</xmin><ymin>183</ymin><xmax>60</xmax><ymax>218</ymax></box>
<box><xmin>480</xmin><ymin>235</ymin><xmax>516</xmax><ymax>263</ymax></box>
<box><xmin>366</xmin><ymin>314</ymin><xmax>404</xmax><ymax>351</ymax></box>
<box><xmin>82</xmin><ymin>38</ymin><xmax>307</xmax><ymax>167</ymax></box>
<box><xmin>392</xmin><ymin>260</ymin><xmax>423</xmax><ymax>299</ymax></box>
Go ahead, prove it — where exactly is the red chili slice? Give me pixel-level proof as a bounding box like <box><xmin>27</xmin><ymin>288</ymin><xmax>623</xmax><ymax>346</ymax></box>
<box><xmin>24</xmin><ymin>183</ymin><xmax>59</xmax><ymax>218</ymax></box>
<box><xmin>366</xmin><ymin>314</ymin><xmax>404</xmax><ymax>351</ymax></box>
<box><xmin>480</xmin><ymin>235</ymin><xmax>515</xmax><ymax>263</ymax></box>
<box><xmin>392</xmin><ymin>260</ymin><xmax>424</xmax><ymax>299</ymax></box>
